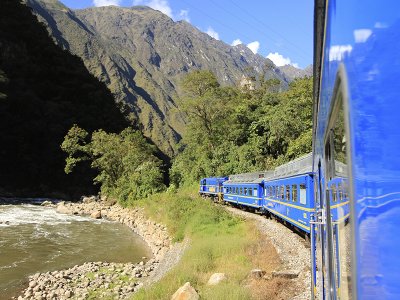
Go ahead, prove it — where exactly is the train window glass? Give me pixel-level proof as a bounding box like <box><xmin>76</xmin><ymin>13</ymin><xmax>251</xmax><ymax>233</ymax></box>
<box><xmin>286</xmin><ymin>185</ymin><xmax>290</xmax><ymax>201</ymax></box>
<box><xmin>338</xmin><ymin>182</ymin><xmax>343</xmax><ymax>201</ymax></box>
<box><xmin>324</xmin><ymin>84</ymin><xmax>351</xmax><ymax>299</ymax></box>
<box><xmin>235</xmin><ymin>187</ymin><xmax>238</xmax><ymax>194</ymax></box>
<box><xmin>331</xmin><ymin>184</ymin><xmax>337</xmax><ymax>202</ymax></box>
<box><xmin>253</xmin><ymin>188</ymin><xmax>258</xmax><ymax>197</ymax></box>
<box><xmin>292</xmin><ymin>185</ymin><xmax>297</xmax><ymax>202</ymax></box>
<box><xmin>244</xmin><ymin>187</ymin><xmax>247</xmax><ymax>195</ymax></box>
<box><xmin>299</xmin><ymin>184</ymin><xmax>307</xmax><ymax>205</ymax></box>
<box><xmin>281</xmin><ymin>186</ymin><xmax>285</xmax><ymax>200</ymax></box>
<box><xmin>249</xmin><ymin>188</ymin><xmax>253</xmax><ymax>196</ymax></box>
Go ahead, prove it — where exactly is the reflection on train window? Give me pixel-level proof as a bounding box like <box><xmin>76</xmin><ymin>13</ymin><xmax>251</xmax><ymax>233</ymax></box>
<box><xmin>324</xmin><ymin>93</ymin><xmax>351</xmax><ymax>300</ymax></box>
<box><xmin>292</xmin><ymin>185</ymin><xmax>297</xmax><ymax>202</ymax></box>
<box><xmin>299</xmin><ymin>184</ymin><xmax>307</xmax><ymax>204</ymax></box>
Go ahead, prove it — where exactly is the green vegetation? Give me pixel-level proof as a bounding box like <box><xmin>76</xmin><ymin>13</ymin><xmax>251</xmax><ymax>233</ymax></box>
<box><xmin>61</xmin><ymin>125</ymin><xmax>165</xmax><ymax>204</ymax></box>
<box><xmin>171</xmin><ymin>70</ymin><xmax>313</xmax><ymax>186</ymax></box>
<box><xmin>132</xmin><ymin>186</ymin><xmax>280</xmax><ymax>300</ymax></box>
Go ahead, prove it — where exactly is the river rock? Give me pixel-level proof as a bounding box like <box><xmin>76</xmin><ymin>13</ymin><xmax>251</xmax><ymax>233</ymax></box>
<box><xmin>171</xmin><ymin>282</ymin><xmax>199</xmax><ymax>300</ymax></box>
<box><xmin>207</xmin><ymin>273</ymin><xmax>227</xmax><ymax>285</ymax></box>
<box><xmin>82</xmin><ymin>196</ymin><xmax>96</xmax><ymax>204</ymax></box>
<box><xmin>41</xmin><ymin>200</ymin><xmax>52</xmax><ymax>206</ymax></box>
<box><xmin>56</xmin><ymin>203</ymin><xmax>71</xmax><ymax>214</ymax></box>
<box><xmin>90</xmin><ymin>210</ymin><xmax>102</xmax><ymax>219</ymax></box>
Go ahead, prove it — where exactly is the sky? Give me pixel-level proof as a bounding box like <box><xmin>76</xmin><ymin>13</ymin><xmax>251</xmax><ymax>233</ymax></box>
<box><xmin>59</xmin><ymin>0</ymin><xmax>313</xmax><ymax>69</ymax></box>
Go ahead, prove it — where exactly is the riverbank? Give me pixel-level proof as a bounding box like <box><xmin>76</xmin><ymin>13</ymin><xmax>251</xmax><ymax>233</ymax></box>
<box><xmin>17</xmin><ymin>199</ymin><xmax>185</xmax><ymax>300</ymax></box>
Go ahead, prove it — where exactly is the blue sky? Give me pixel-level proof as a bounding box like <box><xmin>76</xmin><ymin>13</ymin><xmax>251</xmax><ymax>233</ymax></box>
<box><xmin>59</xmin><ymin>0</ymin><xmax>313</xmax><ymax>68</ymax></box>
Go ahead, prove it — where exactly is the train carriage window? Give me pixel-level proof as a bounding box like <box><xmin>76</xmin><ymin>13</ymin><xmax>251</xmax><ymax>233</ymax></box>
<box><xmin>249</xmin><ymin>188</ymin><xmax>253</xmax><ymax>196</ymax></box>
<box><xmin>331</xmin><ymin>184</ymin><xmax>337</xmax><ymax>202</ymax></box>
<box><xmin>235</xmin><ymin>187</ymin><xmax>238</xmax><ymax>194</ymax></box>
<box><xmin>323</xmin><ymin>73</ymin><xmax>352</xmax><ymax>300</ymax></box>
<box><xmin>244</xmin><ymin>187</ymin><xmax>247</xmax><ymax>195</ymax></box>
<box><xmin>286</xmin><ymin>185</ymin><xmax>290</xmax><ymax>201</ymax></box>
<box><xmin>292</xmin><ymin>185</ymin><xmax>298</xmax><ymax>202</ymax></box>
<box><xmin>338</xmin><ymin>182</ymin><xmax>343</xmax><ymax>201</ymax></box>
<box><xmin>299</xmin><ymin>184</ymin><xmax>307</xmax><ymax>205</ymax></box>
<box><xmin>253</xmin><ymin>188</ymin><xmax>258</xmax><ymax>197</ymax></box>
<box><xmin>239</xmin><ymin>187</ymin><xmax>242</xmax><ymax>195</ymax></box>
<box><xmin>281</xmin><ymin>186</ymin><xmax>285</xmax><ymax>200</ymax></box>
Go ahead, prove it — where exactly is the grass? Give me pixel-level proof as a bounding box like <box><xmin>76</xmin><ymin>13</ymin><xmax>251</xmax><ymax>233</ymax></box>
<box><xmin>129</xmin><ymin>185</ymin><xmax>286</xmax><ymax>300</ymax></box>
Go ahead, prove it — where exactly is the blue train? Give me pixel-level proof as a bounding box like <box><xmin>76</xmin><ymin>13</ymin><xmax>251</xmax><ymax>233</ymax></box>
<box><xmin>313</xmin><ymin>0</ymin><xmax>400</xmax><ymax>299</ymax></box>
<box><xmin>201</xmin><ymin>0</ymin><xmax>400</xmax><ymax>298</ymax></box>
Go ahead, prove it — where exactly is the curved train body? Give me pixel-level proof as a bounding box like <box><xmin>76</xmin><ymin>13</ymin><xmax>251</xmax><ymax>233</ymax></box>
<box><xmin>313</xmin><ymin>0</ymin><xmax>400</xmax><ymax>299</ymax></box>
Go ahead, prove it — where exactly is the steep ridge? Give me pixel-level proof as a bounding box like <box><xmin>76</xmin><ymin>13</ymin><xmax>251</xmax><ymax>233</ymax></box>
<box><xmin>279</xmin><ymin>64</ymin><xmax>313</xmax><ymax>82</ymax></box>
<box><xmin>27</xmin><ymin>0</ymin><xmax>287</xmax><ymax>155</ymax></box>
<box><xmin>0</xmin><ymin>0</ymin><xmax>128</xmax><ymax>198</ymax></box>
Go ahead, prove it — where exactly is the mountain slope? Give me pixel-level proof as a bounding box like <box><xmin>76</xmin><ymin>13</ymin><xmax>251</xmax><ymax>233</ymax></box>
<box><xmin>279</xmin><ymin>64</ymin><xmax>313</xmax><ymax>81</ymax></box>
<box><xmin>27</xmin><ymin>0</ymin><xmax>287</xmax><ymax>155</ymax></box>
<box><xmin>0</xmin><ymin>0</ymin><xmax>128</xmax><ymax>198</ymax></box>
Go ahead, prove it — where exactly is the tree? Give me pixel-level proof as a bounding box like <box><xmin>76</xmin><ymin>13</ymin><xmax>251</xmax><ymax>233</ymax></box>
<box><xmin>61</xmin><ymin>125</ymin><xmax>165</xmax><ymax>204</ymax></box>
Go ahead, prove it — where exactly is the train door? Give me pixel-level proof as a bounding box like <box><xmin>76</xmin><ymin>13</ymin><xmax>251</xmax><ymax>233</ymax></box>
<box><xmin>315</xmin><ymin>67</ymin><xmax>353</xmax><ymax>300</ymax></box>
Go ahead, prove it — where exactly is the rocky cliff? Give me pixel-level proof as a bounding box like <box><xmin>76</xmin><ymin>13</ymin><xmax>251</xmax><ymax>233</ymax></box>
<box><xmin>27</xmin><ymin>0</ymin><xmax>287</xmax><ymax>155</ymax></box>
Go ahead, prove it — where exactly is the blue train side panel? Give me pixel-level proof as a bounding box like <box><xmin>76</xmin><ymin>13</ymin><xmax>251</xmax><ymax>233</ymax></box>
<box><xmin>222</xmin><ymin>180</ymin><xmax>263</xmax><ymax>208</ymax></box>
<box><xmin>199</xmin><ymin>177</ymin><xmax>228</xmax><ymax>196</ymax></box>
<box><xmin>263</xmin><ymin>173</ymin><xmax>314</xmax><ymax>233</ymax></box>
<box><xmin>313</xmin><ymin>0</ymin><xmax>400</xmax><ymax>299</ymax></box>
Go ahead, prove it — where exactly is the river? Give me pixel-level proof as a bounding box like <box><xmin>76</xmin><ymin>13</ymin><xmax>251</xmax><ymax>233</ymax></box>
<box><xmin>0</xmin><ymin>203</ymin><xmax>152</xmax><ymax>299</ymax></box>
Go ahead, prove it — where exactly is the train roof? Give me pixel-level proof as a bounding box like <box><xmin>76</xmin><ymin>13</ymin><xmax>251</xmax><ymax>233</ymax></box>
<box><xmin>221</xmin><ymin>153</ymin><xmax>346</xmax><ymax>185</ymax></box>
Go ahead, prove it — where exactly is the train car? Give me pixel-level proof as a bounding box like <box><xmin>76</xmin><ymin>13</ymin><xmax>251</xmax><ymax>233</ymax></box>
<box><xmin>222</xmin><ymin>178</ymin><xmax>263</xmax><ymax>209</ymax></box>
<box><xmin>199</xmin><ymin>177</ymin><xmax>228</xmax><ymax>200</ymax></box>
<box><xmin>312</xmin><ymin>0</ymin><xmax>400</xmax><ymax>299</ymax></box>
<box><xmin>263</xmin><ymin>172</ymin><xmax>314</xmax><ymax>233</ymax></box>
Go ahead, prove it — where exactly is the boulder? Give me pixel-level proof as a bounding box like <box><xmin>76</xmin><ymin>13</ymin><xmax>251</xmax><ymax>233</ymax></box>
<box><xmin>41</xmin><ymin>200</ymin><xmax>52</xmax><ymax>206</ymax></box>
<box><xmin>207</xmin><ymin>273</ymin><xmax>227</xmax><ymax>285</ymax></box>
<box><xmin>82</xmin><ymin>196</ymin><xmax>96</xmax><ymax>204</ymax></box>
<box><xmin>249</xmin><ymin>269</ymin><xmax>266</xmax><ymax>279</ymax></box>
<box><xmin>271</xmin><ymin>269</ymin><xmax>300</xmax><ymax>279</ymax></box>
<box><xmin>56</xmin><ymin>203</ymin><xmax>71</xmax><ymax>214</ymax></box>
<box><xmin>90</xmin><ymin>210</ymin><xmax>102</xmax><ymax>219</ymax></box>
<box><xmin>171</xmin><ymin>282</ymin><xmax>199</xmax><ymax>300</ymax></box>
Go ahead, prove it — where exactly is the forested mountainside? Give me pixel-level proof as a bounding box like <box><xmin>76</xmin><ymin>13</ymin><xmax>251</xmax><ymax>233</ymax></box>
<box><xmin>27</xmin><ymin>0</ymin><xmax>293</xmax><ymax>155</ymax></box>
<box><xmin>0</xmin><ymin>0</ymin><xmax>128</xmax><ymax>198</ymax></box>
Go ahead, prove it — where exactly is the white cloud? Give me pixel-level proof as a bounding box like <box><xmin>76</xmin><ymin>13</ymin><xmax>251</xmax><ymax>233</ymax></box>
<box><xmin>247</xmin><ymin>41</ymin><xmax>260</xmax><ymax>54</ymax></box>
<box><xmin>231</xmin><ymin>39</ymin><xmax>242</xmax><ymax>46</ymax></box>
<box><xmin>266</xmin><ymin>52</ymin><xmax>298</xmax><ymax>67</ymax></box>
<box><xmin>329</xmin><ymin>45</ymin><xmax>352</xmax><ymax>61</ymax></box>
<box><xmin>133</xmin><ymin>0</ymin><xmax>172</xmax><ymax>17</ymax></box>
<box><xmin>178</xmin><ymin>9</ymin><xmax>190</xmax><ymax>22</ymax></box>
<box><xmin>206</xmin><ymin>27</ymin><xmax>219</xmax><ymax>40</ymax></box>
<box><xmin>354</xmin><ymin>29</ymin><xmax>372</xmax><ymax>43</ymax></box>
<box><xmin>374</xmin><ymin>22</ymin><xmax>388</xmax><ymax>29</ymax></box>
<box><xmin>93</xmin><ymin>0</ymin><xmax>121</xmax><ymax>6</ymax></box>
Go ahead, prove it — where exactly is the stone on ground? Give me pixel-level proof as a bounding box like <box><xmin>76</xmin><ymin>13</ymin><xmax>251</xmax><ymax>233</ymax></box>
<box><xmin>171</xmin><ymin>282</ymin><xmax>199</xmax><ymax>300</ymax></box>
<box><xmin>207</xmin><ymin>273</ymin><xmax>227</xmax><ymax>285</ymax></box>
<box><xmin>272</xmin><ymin>269</ymin><xmax>300</xmax><ymax>279</ymax></box>
<box><xmin>250</xmin><ymin>269</ymin><xmax>266</xmax><ymax>279</ymax></box>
